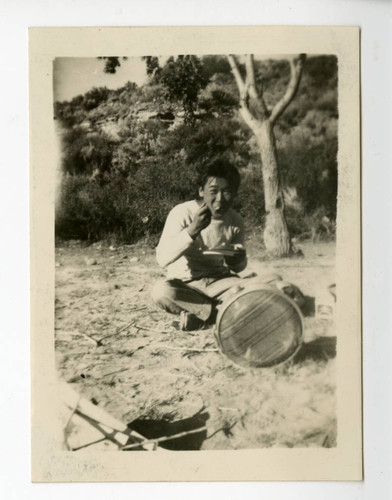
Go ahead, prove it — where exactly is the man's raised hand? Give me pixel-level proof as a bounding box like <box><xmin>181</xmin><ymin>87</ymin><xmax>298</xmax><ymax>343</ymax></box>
<box><xmin>187</xmin><ymin>203</ymin><xmax>211</xmax><ymax>239</ymax></box>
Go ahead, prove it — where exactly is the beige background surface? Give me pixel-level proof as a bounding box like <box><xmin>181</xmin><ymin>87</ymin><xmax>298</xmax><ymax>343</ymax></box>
<box><xmin>29</xmin><ymin>26</ymin><xmax>361</xmax><ymax>482</ymax></box>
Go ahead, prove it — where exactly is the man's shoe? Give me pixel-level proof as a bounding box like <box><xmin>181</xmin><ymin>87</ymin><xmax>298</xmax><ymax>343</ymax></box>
<box><xmin>180</xmin><ymin>311</ymin><xmax>205</xmax><ymax>331</ymax></box>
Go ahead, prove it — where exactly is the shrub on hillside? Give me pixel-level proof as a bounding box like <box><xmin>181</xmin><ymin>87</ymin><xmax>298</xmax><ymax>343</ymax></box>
<box><xmin>198</xmin><ymin>82</ymin><xmax>238</xmax><ymax>113</ymax></box>
<box><xmin>235</xmin><ymin>166</ymin><xmax>265</xmax><ymax>227</ymax></box>
<box><xmin>82</xmin><ymin>87</ymin><xmax>110</xmax><ymax>111</ymax></box>
<box><xmin>279</xmin><ymin>136</ymin><xmax>338</xmax><ymax>218</ymax></box>
<box><xmin>55</xmin><ymin>157</ymin><xmax>200</xmax><ymax>243</ymax></box>
<box><xmin>55</xmin><ymin>176</ymin><xmax>139</xmax><ymax>241</ymax></box>
<box><xmin>180</xmin><ymin>118</ymin><xmax>251</xmax><ymax>167</ymax></box>
<box><xmin>61</xmin><ymin>128</ymin><xmax>115</xmax><ymax>176</ymax></box>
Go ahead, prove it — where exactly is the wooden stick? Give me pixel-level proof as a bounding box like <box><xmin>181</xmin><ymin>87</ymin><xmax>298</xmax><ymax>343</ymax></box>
<box><xmin>71</xmin><ymin>437</ymin><xmax>107</xmax><ymax>451</ymax></box>
<box><xmin>66</xmin><ymin>352</ymin><xmax>116</xmax><ymax>356</ymax></box>
<box><xmin>73</xmin><ymin>409</ymin><xmax>129</xmax><ymax>447</ymax></box>
<box><xmin>116</xmin><ymin>320</ymin><xmax>136</xmax><ymax>334</ymax></box>
<box><xmin>63</xmin><ymin>394</ymin><xmax>82</xmax><ymax>450</ymax></box>
<box><xmin>79</xmin><ymin>332</ymin><xmax>103</xmax><ymax>347</ymax></box>
<box><xmin>135</xmin><ymin>324</ymin><xmax>171</xmax><ymax>335</ymax></box>
<box><xmin>134</xmin><ymin>305</ymin><xmax>148</xmax><ymax>310</ymax></box>
<box><xmin>99</xmin><ymin>321</ymin><xmax>136</xmax><ymax>342</ymax></box>
<box><xmin>218</xmin><ymin>406</ymin><xmax>239</xmax><ymax>412</ymax></box>
<box><xmin>102</xmin><ymin>367</ymin><xmax>130</xmax><ymax>378</ymax></box>
<box><xmin>121</xmin><ymin>425</ymin><xmax>208</xmax><ymax>451</ymax></box>
<box><xmin>158</xmin><ymin>345</ymin><xmax>218</xmax><ymax>353</ymax></box>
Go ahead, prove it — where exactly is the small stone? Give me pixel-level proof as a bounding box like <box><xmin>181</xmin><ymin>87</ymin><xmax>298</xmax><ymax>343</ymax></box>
<box><xmin>55</xmin><ymin>262</ymin><xmax>61</xmax><ymax>268</ymax></box>
<box><xmin>86</xmin><ymin>258</ymin><xmax>98</xmax><ymax>266</ymax></box>
<box><xmin>109</xmin><ymin>245</ymin><xmax>116</xmax><ymax>251</ymax></box>
<box><xmin>130</xmin><ymin>257</ymin><xmax>139</xmax><ymax>263</ymax></box>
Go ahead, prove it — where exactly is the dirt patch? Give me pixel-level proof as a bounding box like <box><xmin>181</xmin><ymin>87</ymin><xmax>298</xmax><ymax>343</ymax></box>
<box><xmin>55</xmin><ymin>238</ymin><xmax>337</xmax><ymax>450</ymax></box>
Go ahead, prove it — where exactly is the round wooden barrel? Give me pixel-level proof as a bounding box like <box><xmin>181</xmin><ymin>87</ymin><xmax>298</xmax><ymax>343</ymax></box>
<box><xmin>214</xmin><ymin>284</ymin><xmax>304</xmax><ymax>368</ymax></box>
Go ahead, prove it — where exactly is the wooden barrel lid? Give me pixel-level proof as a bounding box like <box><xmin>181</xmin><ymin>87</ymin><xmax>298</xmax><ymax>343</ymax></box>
<box><xmin>215</xmin><ymin>285</ymin><xmax>303</xmax><ymax>368</ymax></box>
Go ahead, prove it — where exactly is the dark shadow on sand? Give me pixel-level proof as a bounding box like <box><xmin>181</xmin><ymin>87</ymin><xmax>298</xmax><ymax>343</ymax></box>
<box><xmin>294</xmin><ymin>336</ymin><xmax>337</xmax><ymax>363</ymax></box>
<box><xmin>127</xmin><ymin>411</ymin><xmax>210</xmax><ymax>450</ymax></box>
<box><xmin>301</xmin><ymin>295</ymin><xmax>316</xmax><ymax>317</ymax></box>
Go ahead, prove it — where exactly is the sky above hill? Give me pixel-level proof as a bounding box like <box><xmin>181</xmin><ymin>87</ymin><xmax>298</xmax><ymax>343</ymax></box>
<box><xmin>53</xmin><ymin>54</ymin><xmax>302</xmax><ymax>103</ymax></box>
<box><xmin>53</xmin><ymin>57</ymin><xmax>148</xmax><ymax>102</ymax></box>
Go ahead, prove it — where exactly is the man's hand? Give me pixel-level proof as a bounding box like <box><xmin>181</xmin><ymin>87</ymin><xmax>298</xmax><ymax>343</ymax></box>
<box><xmin>224</xmin><ymin>245</ymin><xmax>247</xmax><ymax>271</ymax></box>
<box><xmin>187</xmin><ymin>203</ymin><xmax>211</xmax><ymax>239</ymax></box>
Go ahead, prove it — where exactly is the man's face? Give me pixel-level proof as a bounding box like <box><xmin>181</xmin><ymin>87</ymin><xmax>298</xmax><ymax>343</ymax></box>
<box><xmin>199</xmin><ymin>176</ymin><xmax>235</xmax><ymax>220</ymax></box>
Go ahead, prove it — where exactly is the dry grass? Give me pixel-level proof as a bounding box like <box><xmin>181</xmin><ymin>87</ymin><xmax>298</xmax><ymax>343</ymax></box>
<box><xmin>55</xmin><ymin>237</ymin><xmax>336</xmax><ymax>450</ymax></box>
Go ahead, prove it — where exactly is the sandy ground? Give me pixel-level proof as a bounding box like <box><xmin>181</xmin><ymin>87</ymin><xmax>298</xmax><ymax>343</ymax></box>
<box><xmin>55</xmin><ymin>238</ymin><xmax>336</xmax><ymax>450</ymax></box>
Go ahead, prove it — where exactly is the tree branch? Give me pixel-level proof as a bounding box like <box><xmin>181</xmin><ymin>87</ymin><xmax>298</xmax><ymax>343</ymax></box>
<box><xmin>228</xmin><ymin>55</ymin><xmax>261</xmax><ymax>133</ymax></box>
<box><xmin>247</xmin><ymin>54</ymin><xmax>270</xmax><ymax>120</ymax></box>
<box><xmin>245</xmin><ymin>54</ymin><xmax>257</xmax><ymax>95</ymax></box>
<box><xmin>238</xmin><ymin>106</ymin><xmax>261</xmax><ymax>135</ymax></box>
<box><xmin>270</xmin><ymin>54</ymin><xmax>306</xmax><ymax>125</ymax></box>
<box><xmin>227</xmin><ymin>55</ymin><xmax>245</xmax><ymax>94</ymax></box>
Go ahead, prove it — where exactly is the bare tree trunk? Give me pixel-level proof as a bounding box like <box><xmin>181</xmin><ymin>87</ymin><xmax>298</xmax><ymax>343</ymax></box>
<box><xmin>227</xmin><ymin>54</ymin><xmax>306</xmax><ymax>258</ymax></box>
<box><xmin>256</xmin><ymin>120</ymin><xmax>291</xmax><ymax>256</ymax></box>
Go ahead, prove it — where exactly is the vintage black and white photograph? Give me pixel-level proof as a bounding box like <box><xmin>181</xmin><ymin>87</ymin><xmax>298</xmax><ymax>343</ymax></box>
<box><xmin>30</xmin><ymin>26</ymin><xmax>361</xmax><ymax>481</ymax></box>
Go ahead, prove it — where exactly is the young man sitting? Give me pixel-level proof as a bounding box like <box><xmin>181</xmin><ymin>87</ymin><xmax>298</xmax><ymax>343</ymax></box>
<box><xmin>151</xmin><ymin>159</ymin><xmax>248</xmax><ymax>330</ymax></box>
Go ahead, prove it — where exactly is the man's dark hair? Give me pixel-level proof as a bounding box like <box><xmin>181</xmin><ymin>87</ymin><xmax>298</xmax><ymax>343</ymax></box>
<box><xmin>197</xmin><ymin>158</ymin><xmax>241</xmax><ymax>193</ymax></box>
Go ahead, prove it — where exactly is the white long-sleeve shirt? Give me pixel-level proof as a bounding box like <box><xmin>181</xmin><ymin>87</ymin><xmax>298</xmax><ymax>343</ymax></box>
<box><xmin>156</xmin><ymin>200</ymin><xmax>246</xmax><ymax>280</ymax></box>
